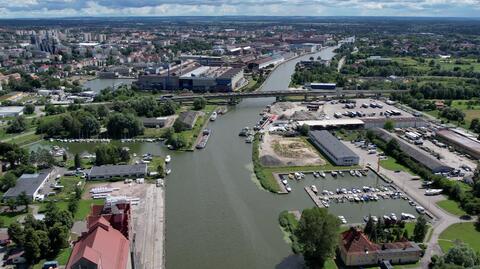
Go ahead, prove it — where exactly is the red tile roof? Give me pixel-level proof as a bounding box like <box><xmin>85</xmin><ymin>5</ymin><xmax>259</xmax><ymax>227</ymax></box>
<box><xmin>341</xmin><ymin>228</ymin><xmax>380</xmax><ymax>254</ymax></box>
<box><xmin>66</xmin><ymin>217</ymin><xmax>129</xmax><ymax>269</ymax></box>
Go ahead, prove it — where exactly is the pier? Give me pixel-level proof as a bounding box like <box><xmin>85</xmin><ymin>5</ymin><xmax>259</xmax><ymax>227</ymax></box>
<box><xmin>304</xmin><ymin>186</ymin><xmax>325</xmax><ymax>208</ymax></box>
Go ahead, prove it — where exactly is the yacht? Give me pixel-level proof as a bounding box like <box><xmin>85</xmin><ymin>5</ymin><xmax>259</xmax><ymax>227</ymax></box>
<box><xmin>349</xmin><ymin>170</ymin><xmax>355</xmax><ymax>176</ymax></box>
<box><xmin>210</xmin><ymin>112</ymin><xmax>218</xmax><ymax>121</ymax></box>
<box><xmin>355</xmin><ymin>170</ymin><xmax>362</xmax><ymax>177</ymax></box>
<box><xmin>311</xmin><ymin>185</ymin><xmax>318</xmax><ymax>194</ymax></box>
<box><xmin>165</xmin><ymin>155</ymin><xmax>171</xmax><ymax>163</ymax></box>
<box><xmin>313</xmin><ymin>172</ymin><xmax>319</xmax><ymax>178</ymax></box>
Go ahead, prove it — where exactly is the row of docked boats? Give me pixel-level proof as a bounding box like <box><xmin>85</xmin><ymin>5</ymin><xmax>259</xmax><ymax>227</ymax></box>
<box><xmin>239</xmin><ymin>127</ymin><xmax>255</xmax><ymax>143</ymax></box>
<box><xmin>349</xmin><ymin>169</ymin><xmax>368</xmax><ymax>177</ymax></box>
<box><xmin>49</xmin><ymin>138</ymin><xmax>112</xmax><ymax>143</ymax></box>
<box><xmin>364</xmin><ymin>212</ymin><xmax>417</xmax><ymax>223</ymax></box>
<box><xmin>280</xmin><ymin>178</ymin><xmax>292</xmax><ymax>192</ymax></box>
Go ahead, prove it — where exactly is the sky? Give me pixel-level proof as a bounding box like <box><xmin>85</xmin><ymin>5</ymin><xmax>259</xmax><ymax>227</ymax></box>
<box><xmin>0</xmin><ymin>0</ymin><xmax>479</xmax><ymax>18</ymax></box>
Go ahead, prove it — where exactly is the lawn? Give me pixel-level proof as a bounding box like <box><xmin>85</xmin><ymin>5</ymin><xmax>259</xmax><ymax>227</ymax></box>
<box><xmin>39</xmin><ymin>199</ymin><xmax>104</xmax><ymax>221</ymax></box>
<box><xmin>177</xmin><ymin>105</ymin><xmax>217</xmax><ymax>150</ymax></box>
<box><xmin>33</xmin><ymin>248</ymin><xmax>72</xmax><ymax>269</ymax></box>
<box><xmin>436</xmin><ymin>199</ymin><xmax>468</xmax><ymax>216</ymax></box>
<box><xmin>379</xmin><ymin>158</ymin><xmax>414</xmax><ymax>175</ymax></box>
<box><xmin>140</xmin><ymin>127</ymin><xmax>169</xmax><ymax>138</ymax></box>
<box><xmin>55</xmin><ymin>175</ymin><xmax>85</xmax><ymax>200</ymax></box>
<box><xmin>438</xmin><ymin>222</ymin><xmax>480</xmax><ymax>252</ymax></box>
<box><xmin>0</xmin><ymin>210</ymin><xmax>28</xmax><ymax>228</ymax></box>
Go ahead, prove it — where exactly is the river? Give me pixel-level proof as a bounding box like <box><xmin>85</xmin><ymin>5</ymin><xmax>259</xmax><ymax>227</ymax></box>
<box><xmin>31</xmin><ymin>45</ymin><xmax>417</xmax><ymax>269</ymax></box>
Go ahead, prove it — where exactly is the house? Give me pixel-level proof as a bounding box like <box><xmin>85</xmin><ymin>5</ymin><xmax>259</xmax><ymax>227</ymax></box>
<box><xmin>435</xmin><ymin>101</ymin><xmax>445</xmax><ymax>110</ymax></box>
<box><xmin>87</xmin><ymin>164</ymin><xmax>147</xmax><ymax>180</ymax></box>
<box><xmin>2</xmin><ymin>169</ymin><xmax>53</xmax><ymax>201</ymax></box>
<box><xmin>339</xmin><ymin>228</ymin><xmax>422</xmax><ymax>267</ymax></box>
<box><xmin>176</xmin><ymin>111</ymin><xmax>200</xmax><ymax>130</ymax></box>
<box><xmin>66</xmin><ymin>218</ymin><xmax>131</xmax><ymax>269</ymax></box>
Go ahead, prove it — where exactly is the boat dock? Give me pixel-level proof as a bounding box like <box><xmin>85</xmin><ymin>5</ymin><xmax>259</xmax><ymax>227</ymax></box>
<box><xmin>273</xmin><ymin>173</ymin><xmax>289</xmax><ymax>194</ymax></box>
<box><xmin>304</xmin><ymin>187</ymin><xmax>325</xmax><ymax>208</ymax></box>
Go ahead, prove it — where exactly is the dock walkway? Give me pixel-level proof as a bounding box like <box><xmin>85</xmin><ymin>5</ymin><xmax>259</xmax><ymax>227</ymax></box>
<box><xmin>304</xmin><ymin>186</ymin><xmax>325</xmax><ymax>208</ymax></box>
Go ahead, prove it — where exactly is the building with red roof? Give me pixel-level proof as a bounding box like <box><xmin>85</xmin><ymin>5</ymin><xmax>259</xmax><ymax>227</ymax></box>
<box><xmin>339</xmin><ymin>228</ymin><xmax>422</xmax><ymax>266</ymax></box>
<box><xmin>66</xmin><ymin>217</ymin><xmax>130</xmax><ymax>269</ymax></box>
<box><xmin>66</xmin><ymin>197</ymin><xmax>133</xmax><ymax>269</ymax></box>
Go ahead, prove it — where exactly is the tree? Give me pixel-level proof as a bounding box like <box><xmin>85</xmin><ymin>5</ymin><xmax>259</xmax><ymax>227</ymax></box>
<box><xmin>364</xmin><ymin>216</ymin><xmax>375</xmax><ymax>239</ymax></box>
<box><xmin>443</xmin><ymin>243</ymin><xmax>480</xmax><ymax>268</ymax></box>
<box><xmin>24</xmin><ymin>229</ymin><xmax>41</xmax><ymax>263</ymax></box>
<box><xmin>106</xmin><ymin>112</ymin><xmax>144</xmax><ymax>139</ymax></box>
<box><xmin>6</xmin><ymin>116</ymin><xmax>27</xmax><ymax>133</ymax></box>
<box><xmin>384</xmin><ymin>120</ymin><xmax>395</xmax><ymax>131</ymax></box>
<box><xmin>17</xmin><ymin>191</ymin><xmax>30</xmax><ymax>212</ymax></box>
<box><xmin>74</xmin><ymin>153</ymin><xmax>81</xmax><ymax>168</ymax></box>
<box><xmin>295</xmin><ymin>207</ymin><xmax>340</xmax><ymax>269</ymax></box>
<box><xmin>413</xmin><ymin>216</ymin><xmax>428</xmax><ymax>242</ymax></box>
<box><xmin>48</xmin><ymin>224</ymin><xmax>70</xmax><ymax>255</ymax></box>
<box><xmin>0</xmin><ymin>172</ymin><xmax>17</xmax><ymax>192</ymax></box>
<box><xmin>68</xmin><ymin>199</ymin><xmax>79</xmax><ymax>215</ymax></box>
<box><xmin>6</xmin><ymin>198</ymin><xmax>17</xmax><ymax>212</ymax></box>
<box><xmin>8</xmin><ymin>222</ymin><xmax>25</xmax><ymax>246</ymax></box>
<box><xmin>193</xmin><ymin>97</ymin><xmax>206</xmax><ymax>110</ymax></box>
<box><xmin>157</xmin><ymin>163</ymin><xmax>165</xmax><ymax>178</ymax></box>
<box><xmin>62</xmin><ymin>152</ymin><xmax>68</xmax><ymax>162</ymax></box>
<box><xmin>24</xmin><ymin>104</ymin><xmax>35</xmax><ymax>115</ymax></box>
<box><xmin>298</xmin><ymin>124</ymin><xmax>310</xmax><ymax>136</ymax></box>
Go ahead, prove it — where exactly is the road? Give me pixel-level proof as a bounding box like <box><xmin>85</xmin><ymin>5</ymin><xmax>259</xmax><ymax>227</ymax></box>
<box><xmin>134</xmin><ymin>184</ymin><xmax>165</xmax><ymax>269</ymax></box>
<box><xmin>344</xmin><ymin>141</ymin><xmax>474</xmax><ymax>269</ymax></box>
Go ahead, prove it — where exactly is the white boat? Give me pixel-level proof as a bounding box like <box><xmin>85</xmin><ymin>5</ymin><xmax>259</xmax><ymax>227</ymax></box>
<box><xmin>165</xmin><ymin>155</ymin><xmax>171</xmax><ymax>163</ymax></box>
<box><xmin>390</xmin><ymin>213</ymin><xmax>398</xmax><ymax>221</ymax></box>
<box><xmin>166</xmin><ymin>169</ymin><xmax>172</xmax><ymax>175</ymax></box>
<box><xmin>311</xmin><ymin>185</ymin><xmax>318</xmax><ymax>194</ymax></box>
<box><xmin>210</xmin><ymin>112</ymin><xmax>218</xmax><ymax>121</ymax></box>
<box><xmin>350</xmin><ymin>170</ymin><xmax>355</xmax><ymax>176</ymax></box>
<box><xmin>286</xmin><ymin>186</ymin><xmax>292</xmax><ymax>192</ymax></box>
<box><xmin>282</xmin><ymin>179</ymin><xmax>288</xmax><ymax>185</ymax></box>
<box><xmin>338</xmin><ymin>171</ymin><xmax>344</xmax><ymax>176</ymax></box>
<box><xmin>331</xmin><ymin>171</ymin><xmax>338</xmax><ymax>177</ymax></box>
<box><xmin>355</xmin><ymin>170</ymin><xmax>362</xmax><ymax>177</ymax></box>
<box><xmin>320</xmin><ymin>171</ymin><xmax>326</xmax><ymax>178</ymax></box>
<box><xmin>313</xmin><ymin>172</ymin><xmax>319</xmax><ymax>178</ymax></box>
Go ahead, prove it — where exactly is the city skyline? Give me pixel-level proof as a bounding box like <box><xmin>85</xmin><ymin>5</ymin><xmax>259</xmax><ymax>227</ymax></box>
<box><xmin>1</xmin><ymin>0</ymin><xmax>480</xmax><ymax>18</ymax></box>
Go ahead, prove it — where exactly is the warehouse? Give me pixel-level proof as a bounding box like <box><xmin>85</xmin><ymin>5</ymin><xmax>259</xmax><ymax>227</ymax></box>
<box><xmin>3</xmin><ymin>169</ymin><xmax>53</xmax><ymax>201</ymax></box>
<box><xmin>309</xmin><ymin>130</ymin><xmax>359</xmax><ymax>166</ymax></box>
<box><xmin>436</xmin><ymin>129</ymin><xmax>480</xmax><ymax>159</ymax></box>
<box><xmin>372</xmin><ymin>128</ymin><xmax>453</xmax><ymax>173</ymax></box>
<box><xmin>88</xmin><ymin>164</ymin><xmax>147</xmax><ymax>180</ymax></box>
<box><xmin>0</xmin><ymin>106</ymin><xmax>24</xmax><ymax>118</ymax></box>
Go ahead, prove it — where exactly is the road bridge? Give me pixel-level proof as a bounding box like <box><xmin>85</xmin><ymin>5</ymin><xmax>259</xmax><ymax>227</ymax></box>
<box><xmin>158</xmin><ymin>89</ymin><xmax>407</xmax><ymax>103</ymax></box>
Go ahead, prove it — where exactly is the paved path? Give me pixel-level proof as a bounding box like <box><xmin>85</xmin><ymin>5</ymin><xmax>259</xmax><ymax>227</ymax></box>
<box><xmin>344</xmin><ymin>141</ymin><xmax>473</xmax><ymax>269</ymax></box>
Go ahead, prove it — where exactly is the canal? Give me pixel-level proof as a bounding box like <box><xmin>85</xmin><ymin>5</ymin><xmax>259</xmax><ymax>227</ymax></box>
<box><xmin>30</xmin><ymin>45</ymin><xmax>418</xmax><ymax>269</ymax></box>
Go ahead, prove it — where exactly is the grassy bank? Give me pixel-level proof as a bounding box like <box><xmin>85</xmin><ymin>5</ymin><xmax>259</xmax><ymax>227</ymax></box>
<box><xmin>436</xmin><ymin>199</ymin><xmax>468</xmax><ymax>216</ymax></box>
<box><xmin>252</xmin><ymin>134</ymin><xmax>281</xmax><ymax>192</ymax></box>
<box><xmin>39</xmin><ymin>199</ymin><xmax>104</xmax><ymax>221</ymax></box>
<box><xmin>278</xmin><ymin>211</ymin><xmax>301</xmax><ymax>253</ymax></box>
<box><xmin>438</xmin><ymin>222</ymin><xmax>480</xmax><ymax>252</ymax></box>
<box><xmin>380</xmin><ymin>158</ymin><xmax>414</xmax><ymax>175</ymax></box>
<box><xmin>177</xmin><ymin>105</ymin><xmax>217</xmax><ymax>151</ymax></box>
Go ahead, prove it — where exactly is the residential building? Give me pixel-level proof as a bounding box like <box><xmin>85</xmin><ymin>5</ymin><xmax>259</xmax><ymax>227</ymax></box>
<box><xmin>141</xmin><ymin>117</ymin><xmax>168</xmax><ymax>128</ymax></box>
<box><xmin>309</xmin><ymin>130</ymin><xmax>359</xmax><ymax>166</ymax></box>
<box><xmin>87</xmin><ymin>164</ymin><xmax>147</xmax><ymax>180</ymax></box>
<box><xmin>339</xmin><ymin>228</ymin><xmax>422</xmax><ymax>266</ymax></box>
<box><xmin>176</xmin><ymin>111</ymin><xmax>200</xmax><ymax>130</ymax></box>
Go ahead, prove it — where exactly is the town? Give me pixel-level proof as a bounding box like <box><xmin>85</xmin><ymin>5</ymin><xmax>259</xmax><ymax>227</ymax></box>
<box><xmin>0</xmin><ymin>15</ymin><xmax>479</xmax><ymax>269</ymax></box>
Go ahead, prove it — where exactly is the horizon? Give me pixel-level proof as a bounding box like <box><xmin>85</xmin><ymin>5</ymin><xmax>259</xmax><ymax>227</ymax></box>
<box><xmin>1</xmin><ymin>1</ymin><xmax>480</xmax><ymax>18</ymax></box>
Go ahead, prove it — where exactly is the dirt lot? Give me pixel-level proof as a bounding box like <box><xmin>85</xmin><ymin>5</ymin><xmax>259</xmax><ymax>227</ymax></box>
<box><xmin>260</xmin><ymin>133</ymin><xmax>325</xmax><ymax>166</ymax></box>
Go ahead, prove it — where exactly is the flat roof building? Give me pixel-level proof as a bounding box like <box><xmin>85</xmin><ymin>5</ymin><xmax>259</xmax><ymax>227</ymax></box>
<box><xmin>88</xmin><ymin>164</ymin><xmax>147</xmax><ymax>180</ymax></box>
<box><xmin>436</xmin><ymin>129</ymin><xmax>480</xmax><ymax>159</ymax></box>
<box><xmin>0</xmin><ymin>106</ymin><xmax>24</xmax><ymax>118</ymax></box>
<box><xmin>309</xmin><ymin>130</ymin><xmax>359</xmax><ymax>166</ymax></box>
<box><xmin>3</xmin><ymin>169</ymin><xmax>53</xmax><ymax>201</ymax></box>
<box><xmin>372</xmin><ymin>128</ymin><xmax>453</xmax><ymax>173</ymax></box>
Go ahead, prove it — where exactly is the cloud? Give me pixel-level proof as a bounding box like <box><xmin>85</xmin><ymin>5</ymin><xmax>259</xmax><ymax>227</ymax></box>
<box><xmin>0</xmin><ymin>0</ymin><xmax>479</xmax><ymax>17</ymax></box>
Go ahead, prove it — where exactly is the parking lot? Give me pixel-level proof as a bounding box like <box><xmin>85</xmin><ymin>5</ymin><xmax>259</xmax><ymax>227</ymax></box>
<box><xmin>322</xmin><ymin>98</ymin><xmax>416</xmax><ymax>119</ymax></box>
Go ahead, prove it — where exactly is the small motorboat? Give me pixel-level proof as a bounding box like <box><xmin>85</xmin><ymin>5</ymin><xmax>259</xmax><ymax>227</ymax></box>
<box><xmin>311</xmin><ymin>185</ymin><xmax>318</xmax><ymax>194</ymax></box>
<box><xmin>331</xmin><ymin>171</ymin><xmax>338</xmax><ymax>177</ymax></box>
<box><xmin>165</xmin><ymin>155</ymin><xmax>171</xmax><ymax>163</ymax></box>
<box><xmin>166</xmin><ymin>169</ymin><xmax>172</xmax><ymax>175</ymax></box>
<box><xmin>320</xmin><ymin>171</ymin><xmax>326</xmax><ymax>178</ymax></box>
<box><xmin>210</xmin><ymin>112</ymin><xmax>218</xmax><ymax>121</ymax></box>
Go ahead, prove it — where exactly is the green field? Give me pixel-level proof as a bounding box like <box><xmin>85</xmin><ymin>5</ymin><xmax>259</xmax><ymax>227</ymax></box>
<box><xmin>436</xmin><ymin>199</ymin><xmax>468</xmax><ymax>216</ymax></box>
<box><xmin>39</xmin><ymin>199</ymin><xmax>104</xmax><ymax>221</ymax></box>
<box><xmin>379</xmin><ymin>158</ymin><xmax>414</xmax><ymax>175</ymax></box>
<box><xmin>392</xmin><ymin>57</ymin><xmax>480</xmax><ymax>73</ymax></box>
<box><xmin>438</xmin><ymin>222</ymin><xmax>480</xmax><ymax>252</ymax></box>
